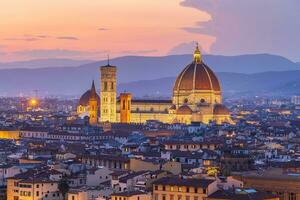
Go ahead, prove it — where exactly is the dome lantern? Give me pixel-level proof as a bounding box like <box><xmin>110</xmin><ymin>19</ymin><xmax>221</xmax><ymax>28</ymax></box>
<box><xmin>193</xmin><ymin>42</ymin><xmax>202</xmax><ymax>63</ymax></box>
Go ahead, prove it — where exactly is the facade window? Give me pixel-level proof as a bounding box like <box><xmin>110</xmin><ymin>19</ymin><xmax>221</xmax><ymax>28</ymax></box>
<box><xmin>186</xmin><ymin>187</ymin><xmax>190</xmax><ymax>193</ymax></box>
<box><xmin>289</xmin><ymin>193</ymin><xmax>296</xmax><ymax>200</ymax></box>
<box><xmin>186</xmin><ymin>196</ymin><xmax>190</xmax><ymax>200</ymax></box>
<box><xmin>111</xmin><ymin>82</ymin><xmax>114</xmax><ymax>90</ymax></box>
<box><xmin>178</xmin><ymin>187</ymin><xmax>182</xmax><ymax>192</ymax></box>
<box><xmin>20</xmin><ymin>191</ymin><xmax>31</xmax><ymax>197</ymax></box>
<box><xmin>194</xmin><ymin>197</ymin><xmax>198</xmax><ymax>200</ymax></box>
<box><xmin>72</xmin><ymin>196</ymin><xmax>75</xmax><ymax>200</ymax></box>
<box><xmin>194</xmin><ymin>188</ymin><xmax>198</xmax><ymax>193</ymax></box>
<box><xmin>202</xmin><ymin>189</ymin><xmax>206</xmax><ymax>194</ymax></box>
<box><xmin>170</xmin><ymin>195</ymin><xmax>174</xmax><ymax>200</ymax></box>
<box><xmin>36</xmin><ymin>191</ymin><xmax>39</xmax><ymax>197</ymax></box>
<box><xmin>104</xmin><ymin>82</ymin><xmax>108</xmax><ymax>91</ymax></box>
<box><xmin>155</xmin><ymin>185</ymin><xmax>158</xmax><ymax>190</ymax></box>
<box><xmin>178</xmin><ymin>195</ymin><xmax>182</xmax><ymax>200</ymax></box>
<box><xmin>162</xmin><ymin>195</ymin><xmax>166</xmax><ymax>200</ymax></box>
<box><xmin>122</xmin><ymin>100</ymin><xmax>126</xmax><ymax>110</ymax></box>
<box><xmin>154</xmin><ymin>194</ymin><xmax>159</xmax><ymax>200</ymax></box>
<box><xmin>162</xmin><ymin>186</ymin><xmax>166</xmax><ymax>191</ymax></box>
<box><xmin>170</xmin><ymin>186</ymin><xmax>174</xmax><ymax>191</ymax></box>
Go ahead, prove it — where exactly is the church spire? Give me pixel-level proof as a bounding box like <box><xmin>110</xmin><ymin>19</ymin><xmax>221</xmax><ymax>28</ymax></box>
<box><xmin>90</xmin><ymin>80</ymin><xmax>97</xmax><ymax>100</ymax></box>
<box><xmin>193</xmin><ymin>42</ymin><xmax>202</xmax><ymax>63</ymax></box>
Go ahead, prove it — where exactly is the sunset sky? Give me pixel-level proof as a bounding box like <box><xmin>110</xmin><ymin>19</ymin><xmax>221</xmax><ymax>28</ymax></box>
<box><xmin>0</xmin><ymin>0</ymin><xmax>300</xmax><ymax>62</ymax></box>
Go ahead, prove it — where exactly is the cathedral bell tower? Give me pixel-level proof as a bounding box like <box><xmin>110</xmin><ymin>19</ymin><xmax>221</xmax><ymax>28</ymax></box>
<box><xmin>89</xmin><ymin>80</ymin><xmax>98</xmax><ymax>125</ymax></box>
<box><xmin>100</xmin><ymin>59</ymin><xmax>117</xmax><ymax>122</ymax></box>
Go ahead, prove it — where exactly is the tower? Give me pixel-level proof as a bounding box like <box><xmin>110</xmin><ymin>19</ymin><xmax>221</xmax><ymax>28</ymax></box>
<box><xmin>120</xmin><ymin>93</ymin><xmax>132</xmax><ymax>123</ymax></box>
<box><xmin>89</xmin><ymin>80</ymin><xmax>98</xmax><ymax>125</ymax></box>
<box><xmin>100</xmin><ymin>61</ymin><xmax>117</xmax><ymax>122</ymax></box>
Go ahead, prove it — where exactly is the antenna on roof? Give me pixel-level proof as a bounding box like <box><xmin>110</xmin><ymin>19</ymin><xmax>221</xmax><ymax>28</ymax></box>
<box><xmin>107</xmin><ymin>54</ymin><xmax>110</xmax><ymax>66</ymax></box>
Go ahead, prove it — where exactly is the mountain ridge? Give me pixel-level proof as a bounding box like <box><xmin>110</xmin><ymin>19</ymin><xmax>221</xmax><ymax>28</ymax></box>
<box><xmin>119</xmin><ymin>70</ymin><xmax>300</xmax><ymax>97</ymax></box>
<box><xmin>0</xmin><ymin>53</ymin><xmax>299</xmax><ymax>96</ymax></box>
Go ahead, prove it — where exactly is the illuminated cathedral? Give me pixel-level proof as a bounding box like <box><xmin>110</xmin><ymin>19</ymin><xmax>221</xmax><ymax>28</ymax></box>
<box><xmin>77</xmin><ymin>45</ymin><xmax>233</xmax><ymax>125</ymax></box>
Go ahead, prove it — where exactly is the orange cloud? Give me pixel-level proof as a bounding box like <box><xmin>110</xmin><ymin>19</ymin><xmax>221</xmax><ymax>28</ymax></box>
<box><xmin>0</xmin><ymin>0</ymin><xmax>213</xmax><ymax>61</ymax></box>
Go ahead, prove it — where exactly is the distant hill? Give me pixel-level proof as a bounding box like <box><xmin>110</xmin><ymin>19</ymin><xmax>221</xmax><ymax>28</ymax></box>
<box><xmin>119</xmin><ymin>71</ymin><xmax>300</xmax><ymax>97</ymax></box>
<box><xmin>0</xmin><ymin>54</ymin><xmax>299</xmax><ymax>96</ymax></box>
<box><xmin>79</xmin><ymin>54</ymin><xmax>300</xmax><ymax>84</ymax></box>
<box><xmin>0</xmin><ymin>58</ymin><xmax>94</xmax><ymax>69</ymax></box>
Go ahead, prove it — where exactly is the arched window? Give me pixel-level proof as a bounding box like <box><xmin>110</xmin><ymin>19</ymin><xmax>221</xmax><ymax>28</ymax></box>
<box><xmin>104</xmin><ymin>82</ymin><xmax>108</xmax><ymax>91</ymax></box>
<box><xmin>122</xmin><ymin>100</ymin><xmax>126</xmax><ymax>110</ymax></box>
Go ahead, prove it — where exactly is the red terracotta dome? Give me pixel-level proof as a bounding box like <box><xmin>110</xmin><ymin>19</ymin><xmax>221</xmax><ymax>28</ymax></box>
<box><xmin>173</xmin><ymin>62</ymin><xmax>221</xmax><ymax>92</ymax></box>
<box><xmin>213</xmin><ymin>104</ymin><xmax>230</xmax><ymax>115</ymax></box>
<box><xmin>78</xmin><ymin>89</ymin><xmax>100</xmax><ymax>106</ymax></box>
<box><xmin>173</xmin><ymin>45</ymin><xmax>221</xmax><ymax>93</ymax></box>
<box><xmin>176</xmin><ymin>105</ymin><xmax>193</xmax><ymax>115</ymax></box>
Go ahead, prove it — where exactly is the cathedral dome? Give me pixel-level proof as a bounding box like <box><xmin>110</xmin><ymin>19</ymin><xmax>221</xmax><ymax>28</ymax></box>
<box><xmin>78</xmin><ymin>89</ymin><xmax>100</xmax><ymax>106</ymax></box>
<box><xmin>173</xmin><ymin>46</ymin><xmax>221</xmax><ymax>93</ymax></box>
<box><xmin>176</xmin><ymin>105</ymin><xmax>193</xmax><ymax>115</ymax></box>
<box><xmin>213</xmin><ymin>104</ymin><xmax>230</xmax><ymax>115</ymax></box>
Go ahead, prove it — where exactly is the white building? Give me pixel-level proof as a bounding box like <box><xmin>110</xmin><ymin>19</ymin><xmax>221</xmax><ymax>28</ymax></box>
<box><xmin>86</xmin><ymin>167</ymin><xmax>112</xmax><ymax>187</ymax></box>
<box><xmin>291</xmin><ymin>96</ymin><xmax>300</xmax><ymax>105</ymax></box>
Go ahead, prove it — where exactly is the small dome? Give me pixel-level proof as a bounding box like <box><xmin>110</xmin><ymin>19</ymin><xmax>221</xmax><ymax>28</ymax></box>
<box><xmin>177</xmin><ymin>105</ymin><xmax>192</xmax><ymax>115</ymax></box>
<box><xmin>214</xmin><ymin>104</ymin><xmax>230</xmax><ymax>115</ymax></box>
<box><xmin>78</xmin><ymin>90</ymin><xmax>100</xmax><ymax>106</ymax></box>
<box><xmin>169</xmin><ymin>104</ymin><xmax>176</xmax><ymax>110</ymax></box>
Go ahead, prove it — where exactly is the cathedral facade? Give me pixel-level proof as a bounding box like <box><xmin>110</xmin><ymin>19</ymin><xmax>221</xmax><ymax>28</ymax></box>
<box><xmin>77</xmin><ymin>45</ymin><xmax>233</xmax><ymax>125</ymax></box>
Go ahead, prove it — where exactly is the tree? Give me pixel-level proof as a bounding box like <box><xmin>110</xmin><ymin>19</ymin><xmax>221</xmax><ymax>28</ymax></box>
<box><xmin>221</xmin><ymin>164</ymin><xmax>232</xmax><ymax>177</ymax></box>
<box><xmin>58</xmin><ymin>178</ymin><xmax>69</xmax><ymax>200</ymax></box>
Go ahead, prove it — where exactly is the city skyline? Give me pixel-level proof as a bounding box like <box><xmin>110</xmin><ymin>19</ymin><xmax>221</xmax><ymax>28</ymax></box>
<box><xmin>0</xmin><ymin>1</ymin><xmax>300</xmax><ymax>199</ymax></box>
